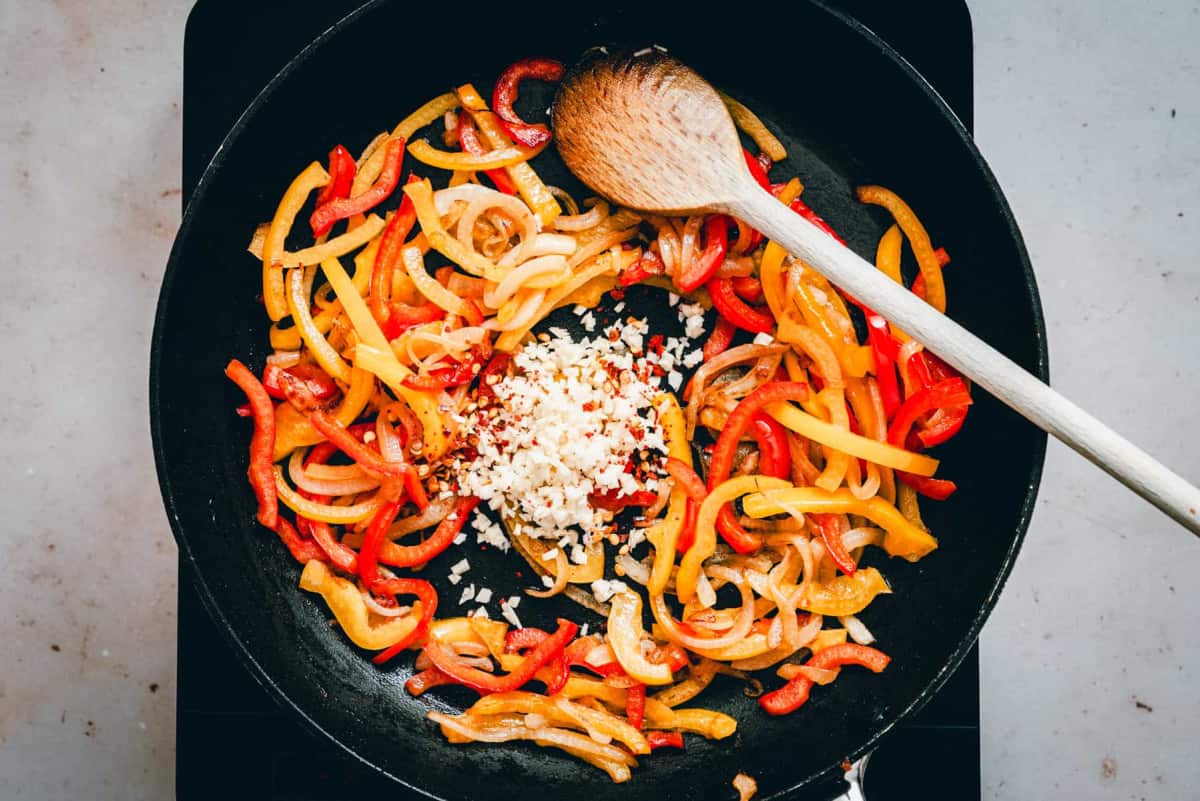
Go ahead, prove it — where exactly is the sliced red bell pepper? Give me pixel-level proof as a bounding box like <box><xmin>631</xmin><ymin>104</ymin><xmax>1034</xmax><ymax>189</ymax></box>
<box><xmin>625</xmin><ymin>683</ymin><xmax>646</xmax><ymax>730</ymax></box>
<box><xmin>731</xmin><ymin>276</ymin><xmax>764</xmax><ymax>303</ymax></box>
<box><xmin>789</xmin><ymin>197</ymin><xmax>846</xmax><ymax>246</ymax></box>
<box><xmin>378</xmin><ymin>495</ymin><xmax>478</xmax><ymax>568</ymax></box>
<box><xmin>588</xmin><ymin>489</ymin><xmax>660</xmax><ymax>511</ymax></box>
<box><xmin>405</xmin><ymin>667</ymin><xmax>455</xmax><ymax>695</ymax></box>
<box><xmin>707</xmin><ymin>382</ymin><xmax>809</xmax><ymax>554</ymax></box>
<box><xmin>356</xmin><ymin>500</ymin><xmax>405</xmax><ymax>584</ymax></box>
<box><xmin>272</xmin><ymin>517</ymin><xmax>327</xmax><ymax>564</ymax></box>
<box><xmin>619</xmin><ymin>250</ymin><xmax>665</xmax><ymax>287</ymax></box>
<box><xmin>866</xmin><ymin>317</ymin><xmax>902</xmax><ymax>420</ymax></box>
<box><xmin>663</xmin><ymin>457</ymin><xmax>708</xmax><ymax>553</ymax></box>
<box><xmin>262</xmin><ymin>363</ymin><xmax>340</xmax><ymax>403</ymax></box>
<box><xmin>646</xmin><ymin>731</ymin><xmax>685</xmax><ymax>750</ymax></box>
<box><xmin>476</xmin><ymin>351</ymin><xmax>511</xmax><ymax>398</ymax></box>
<box><xmin>461</xmin><ymin>297</ymin><xmax>485</xmax><ymax>327</ymax></box>
<box><xmin>759</xmin><ymin>643</ymin><xmax>891</xmax><ymax>716</ymax></box>
<box><xmin>504</xmin><ymin>627</ymin><xmax>569</xmax><ymax>694</ymax></box>
<box><xmin>748</xmin><ymin>413</ymin><xmax>791</xmax><ymax>479</ymax></box>
<box><xmin>313</xmin><ymin>144</ymin><xmax>356</xmax><ymax>209</ymax></box>
<box><xmin>707</xmin><ymin>277</ymin><xmax>775</xmax><ymax>333</ymax></box>
<box><xmin>897</xmin><ymin>473</ymin><xmax>958</xmax><ymax>500</ymax></box>
<box><xmin>743</xmin><ymin>148</ymin><xmax>771</xmax><ymax>191</ymax></box>
<box><xmin>457</xmin><ymin>111</ymin><xmax>518</xmax><ymax>195</ymax></box>
<box><xmin>886</xmin><ymin>378</ymin><xmax>972</xmax><ymax>448</ymax></box>
<box><xmin>380</xmin><ymin>303</ymin><xmax>447</xmax><ymax>341</ymax></box>
<box><xmin>702</xmin><ymin>315</ymin><xmax>737</xmax><ymax>361</ymax></box>
<box><xmin>370</xmin><ymin>175</ymin><xmax>423</xmax><ymax>334</ymax></box>
<box><xmin>225</xmin><ymin>359</ymin><xmax>278</xmax><ymax>528</ymax></box>
<box><xmin>370</xmin><ymin>577</ymin><xmax>438</xmax><ymax>665</ymax></box>
<box><xmin>402</xmin><ymin>345</ymin><xmax>490</xmax><ymax>392</ymax></box>
<box><xmin>674</xmin><ymin>216</ymin><xmax>729</xmax><ymax>293</ymax></box>
<box><xmin>647</xmin><ymin>643</ymin><xmax>690</xmax><ymax>673</ymax></box>
<box><xmin>491</xmin><ymin>57</ymin><xmax>565</xmax><ymax>148</ymax></box>
<box><xmin>423</xmin><ymin>618</ymin><xmax>578</xmax><ymax>694</ymax></box>
<box><xmin>812</xmin><ymin>513</ymin><xmax>856</xmax><ymax>576</ymax></box>
<box><xmin>310</xmin><ymin>137</ymin><xmax>405</xmax><ymax>237</ymax></box>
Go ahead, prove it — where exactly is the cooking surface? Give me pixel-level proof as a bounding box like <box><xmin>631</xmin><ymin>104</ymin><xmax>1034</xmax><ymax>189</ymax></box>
<box><xmin>1</xmin><ymin>2</ymin><xmax>1198</xmax><ymax>800</ymax></box>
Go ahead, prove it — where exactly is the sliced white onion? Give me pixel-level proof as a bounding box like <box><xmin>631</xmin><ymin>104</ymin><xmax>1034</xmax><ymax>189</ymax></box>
<box><xmin>488</xmin><ymin>290</ymin><xmax>545</xmax><ymax>332</ymax></box>
<box><xmin>840</xmin><ymin>614</ymin><xmax>876</xmax><ymax>645</ymax></box>
<box><xmin>266</xmin><ymin>351</ymin><xmax>302</xmax><ymax>367</ymax></box>
<box><xmin>288</xmin><ymin>451</ymin><xmax>381</xmax><ymax>496</ymax></box>
<box><xmin>694</xmin><ymin>570</ymin><xmax>718</xmax><ymax>610</ymax></box>
<box><xmin>552</xmin><ymin>200</ymin><xmax>608</xmax><ymax>231</ymax></box>
<box><xmin>651</xmin><ymin>575</ymin><xmax>754</xmax><ymax>651</ymax></box>
<box><xmin>614</xmin><ymin>553</ymin><xmax>652</xmax><ymax>587</ymax></box>
<box><xmin>385</xmin><ymin>498</ymin><xmax>456</xmax><ymax>541</ymax></box>
<box><xmin>498</xmin><ymin>233</ymin><xmax>577</xmax><ymax>267</ymax></box>
<box><xmin>428</xmin><ymin>712</ymin><xmax>526</xmax><ymax>743</ymax></box>
<box><xmin>842</xmin><ymin>527</ymin><xmax>884</xmax><ymax>553</ymax></box>
<box><xmin>484</xmin><ymin>254</ymin><xmax>569</xmax><ymax>309</ymax></box>
<box><xmin>454</xmin><ymin>190</ymin><xmax>539</xmax><ymax>265</ymax></box>
<box><xmin>358</xmin><ymin>584</ymin><xmax>412</xmax><ymax>618</ymax></box>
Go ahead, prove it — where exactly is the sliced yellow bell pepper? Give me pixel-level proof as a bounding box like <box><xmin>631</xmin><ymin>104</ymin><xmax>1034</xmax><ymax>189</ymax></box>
<box><xmin>287</xmin><ymin>266</ymin><xmax>352</xmax><ymax>383</ymax></box>
<box><xmin>278</xmin><ymin>214</ymin><xmax>385</xmax><ymax>268</ymax></box>
<box><xmin>765</xmin><ymin>401</ymin><xmax>940</xmax><ymax>477</ymax></box>
<box><xmin>407</xmin><ymin>138</ymin><xmax>547</xmax><ymax>171</ymax></box>
<box><xmin>468</xmin><ymin>692</ymin><xmax>650</xmax><ymax>755</ymax></box>
<box><xmin>262</xmin><ymin>161</ymin><xmax>329</xmax><ymax>321</ymax></box>
<box><xmin>809</xmin><ymin>628</ymin><xmax>848</xmax><ymax>653</ymax></box>
<box><xmin>796</xmin><ymin>567</ymin><xmax>891</xmax><ymax>616</ymax></box>
<box><xmin>608</xmin><ymin>589</ymin><xmax>674</xmax><ymax>685</ymax></box>
<box><xmin>759</xmin><ymin>178</ymin><xmax>804</xmax><ymax>320</ymax></box>
<box><xmin>648</xmin><ymin>394</ymin><xmax>690</xmax><ymax>596</ymax></box>
<box><xmin>741</xmin><ymin>486</ymin><xmax>938</xmax><ymax>561</ymax></box>
<box><xmin>320</xmin><ymin>256</ymin><xmax>449</xmax><ymax>459</ymax></box>
<box><xmin>719</xmin><ymin>92</ymin><xmax>787</xmax><ymax>161</ymax></box>
<box><xmin>456</xmin><ymin>83</ymin><xmax>561</xmax><ymax>228</ymax></box>
<box><xmin>676</xmin><ymin>475</ymin><xmax>792</xmax><ymax>604</ymax></box>
<box><xmin>298</xmin><ymin>560</ymin><xmax>420</xmax><ymax>650</ymax></box>
<box><xmin>494</xmin><ymin>252</ymin><xmax>621</xmax><ymax>352</ymax></box>
<box><xmin>670</xmin><ymin>708</ymin><xmax>737</xmax><ymax>739</ymax></box>
<box><xmin>857</xmin><ymin>185</ymin><xmax>946</xmax><ymax>312</ymax></box>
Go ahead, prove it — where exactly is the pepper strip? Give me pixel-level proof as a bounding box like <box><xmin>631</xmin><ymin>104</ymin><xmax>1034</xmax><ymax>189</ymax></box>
<box><xmin>378</xmin><ymin>496</ymin><xmax>478</xmax><ymax>568</ymax></box>
<box><xmin>370</xmin><ymin>577</ymin><xmax>439</xmax><ymax>665</ymax></box>
<box><xmin>674</xmin><ymin>216</ymin><xmax>728</xmax><ymax>293</ymax></box>
<box><xmin>702</xmin><ymin>315</ymin><xmax>736</xmax><ymax>361</ymax></box>
<box><xmin>423</xmin><ymin>618</ymin><xmax>578</xmax><ymax>694</ymax></box>
<box><xmin>856</xmin><ymin>186</ymin><xmax>946</xmax><ymax>312</ymax></box>
<box><xmin>707</xmin><ymin>276</ymin><xmax>775</xmax><ymax>333</ymax></box>
<box><xmin>648</xmin><ymin>395</ymin><xmax>691</xmax><ymax>595</ymax></box>
<box><xmin>765</xmin><ymin>401</ymin><xmax>940</xmax><ymax>476</ymax></box>
<box><xmin>759</xmin><ymin>178</ymin><xmax>805</xmax><ymax>320</ymax></box>
<box><xmin>676</xmin><ymin>476</ymin><xmax>792</xmax><ymax>604</ymax></box>
<box><xmin>404</xmin><ymin>179</ymin><xmax>508</xmax><ymax>282</ymax></box>
<box><xmin>742</xmin><ymin>487</ymin><xmax>937</xmax><ymax>562</ymax></box>
<box><xmin>310</xmin><ymin>138</ymin><xmax>404</xmax><ymax>237</ymax></box>
<box><xmin>457</xmin><ymin>112</ymin><xmax>518</xmax><ymax>194</ymax></box>
<box><xmin>298</xmin><ymin>560</ymin><xmax>421</xmax><ymax>651</ymax></box>
<box><xmin>491</xmin><ymin>57</ymin><xmax>564</xmax><ymax>148</ymax></box>
<box><xmin>646</xmin><ymin>731</ymin><xmax>684</xmax><ymax>750</ymax></box>
<box><xmin>314</xmin><ymin>144</ymin><xmax>355</xmax><ymax>209</ymax></box>
<box><xmin>225</xmin><ymin>359</ymin><xmax>278</xmax><ymax>527</ymax></box>
<box><xmin>407</xmin><ymin>138</ymin><xmax>547</xmax><ymax>171</ymax></box>
<box><xmin>320</xmin><ymin>256</ymin><xmax>449</xmax><ymax>459</ymax></box>
<box><xmin>457</xmin><ymin>83</ymin><xmax>561</xmax><ymax>227</ymax></box>
<box><xmin>720</xmin><ymin>93</ymin><xmax>787</xmax><ymax>161</ymax></box>
<box><xmin>262</xmin><ymin>162</ymin><xmax>330</xmax><ymax>321</ymax></box>
<box><xmin>759</xmin><ymin>643</ymin><xmax>891</xmax><ymax>716</ymax></box>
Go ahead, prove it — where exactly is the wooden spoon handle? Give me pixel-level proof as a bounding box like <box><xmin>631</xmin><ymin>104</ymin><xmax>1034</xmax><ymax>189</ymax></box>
<box><xmin>728</xmin><ymin>186</ymin><xmax>1200</xmax><ymax>535</ymax></box>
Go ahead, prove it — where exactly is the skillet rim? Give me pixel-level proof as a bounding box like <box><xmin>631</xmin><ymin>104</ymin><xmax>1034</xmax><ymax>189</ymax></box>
<box><xmin>150</xmin><ymin>0</ymin><xmax>1049</xmax><ymax>796</ymax></box>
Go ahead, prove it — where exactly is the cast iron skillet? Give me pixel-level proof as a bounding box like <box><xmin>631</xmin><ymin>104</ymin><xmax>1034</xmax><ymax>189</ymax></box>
<box><xmin>151</xmin><ymin>1</ymin><xmax>1048</xmax><ymax>798</ymax></box>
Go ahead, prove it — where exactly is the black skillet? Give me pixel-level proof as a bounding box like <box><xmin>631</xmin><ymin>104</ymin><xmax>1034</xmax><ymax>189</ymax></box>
<box><xmin>151</xmin><ymin>1</ymin><xmax>1048</xmax><ymax>798</ymax></box>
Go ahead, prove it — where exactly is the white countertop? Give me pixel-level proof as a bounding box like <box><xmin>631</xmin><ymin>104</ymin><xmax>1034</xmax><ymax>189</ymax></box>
<box><xmin>1</xmin><ymin>2</ymin><xmax>1197</xmax><ymax>799</ymax></box>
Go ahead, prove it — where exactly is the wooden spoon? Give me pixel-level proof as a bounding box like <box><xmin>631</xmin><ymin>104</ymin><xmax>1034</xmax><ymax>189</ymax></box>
<box><xmin>553</xmin><ymin>49</ymin><xmax>1200</xmax><ymax>534</ymax></box>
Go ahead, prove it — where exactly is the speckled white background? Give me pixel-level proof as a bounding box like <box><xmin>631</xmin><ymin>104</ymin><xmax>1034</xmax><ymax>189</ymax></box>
<box><xmin>1</xmin><ymin>2</ymin><xmax>1197</xmax><ymax>799</ymax></box>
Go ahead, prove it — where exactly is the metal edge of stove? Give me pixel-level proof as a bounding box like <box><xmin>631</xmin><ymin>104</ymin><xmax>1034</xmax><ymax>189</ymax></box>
<box><xmin>175</xmin><ymin>3</ymin><xmax>979</xmax><ymax>799</ymax></box>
